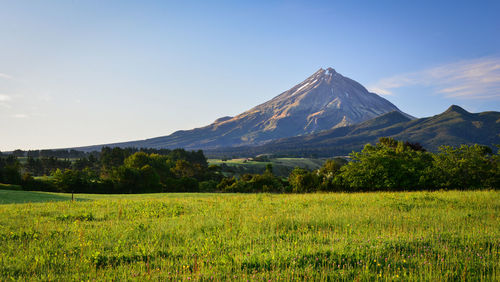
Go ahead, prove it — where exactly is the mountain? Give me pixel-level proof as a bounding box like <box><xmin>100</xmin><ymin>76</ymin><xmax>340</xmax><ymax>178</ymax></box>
<box><xmin>204</xmin><ymin>105</ymin><xmax>500</xmax><ymax>157</ymax></box>
<box><xmin>77</xmin><ymin>68</ymin><xmax>410</xmax><ymax>151</ymax></box>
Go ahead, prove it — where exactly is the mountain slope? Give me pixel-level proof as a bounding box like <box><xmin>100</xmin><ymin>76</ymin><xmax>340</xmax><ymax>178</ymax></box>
<box><xmin>77</xmin><ymin>68</ymin><xmax>409</xmax><ymax>151</ymax></box>
<box><xmin>204</xmin><ymin>106</ymin><xmax>500</xmax><ymax>157</ymax></box>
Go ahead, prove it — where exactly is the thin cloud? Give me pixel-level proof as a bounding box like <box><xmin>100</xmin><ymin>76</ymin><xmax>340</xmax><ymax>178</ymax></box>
<box><xmin>0</xmin><ymin>73</ymin><xmax>13</xmax><ymax>80</ymax></box>
<box><xmin>12</xmin><ymin>114</ymin><xmax>28</xmax><ymax>119</ymax></box>
<box><xmin>0</xmin><ymin>94</ymin><xmax>12</xmax><ymax>108</ymax></box>
<box><xmin>0</xmin><ymin>94</ymin><xmax>11</xmax><ymax>101</ymax></box>
<box><xmin>368</xmin><ymin>57</ymin><xmax>500</xmax><ymax>99</ymax></box>
<box><xmin>367</xmin><ymin>87</ymin><xmax>393</xmax><ymax>96</ymax></box>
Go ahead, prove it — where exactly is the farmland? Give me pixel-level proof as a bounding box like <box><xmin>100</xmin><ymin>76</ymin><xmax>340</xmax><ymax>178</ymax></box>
<box><xmin>208</xmin><ymin>157</ymin><xmax>326</xmax><ymax>177</ymax></box>
<box><xmin>0</xmin><ymin>190</ymin><xmax>498</xmax><ymax>280</ymax></box>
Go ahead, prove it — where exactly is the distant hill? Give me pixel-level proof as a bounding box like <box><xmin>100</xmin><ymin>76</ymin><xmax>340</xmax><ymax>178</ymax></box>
<box><xmin>75</xmin><ymin>68</ymin><xmax>410</xmax><ymax>152</ymax></box>
<box><xmin>204</xmin><ymin>105</ymin><xmax>500</xmax><ymax>157</ymax></box>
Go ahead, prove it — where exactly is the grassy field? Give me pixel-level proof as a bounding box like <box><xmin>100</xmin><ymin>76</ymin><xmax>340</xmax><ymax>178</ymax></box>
<box><xmin>0</xmin><ymin>190</ymin><xmax>498</xmax><ymax>280</ymax></box>
<box><xmin>0</xmin><ymin>183</ymin><xmax>23</xmax><ymax>191</ymax></box>
<box><xmin>208</xmin><ymin>157</ymin><xmax>326</xmax><ymax>177</ymax></box>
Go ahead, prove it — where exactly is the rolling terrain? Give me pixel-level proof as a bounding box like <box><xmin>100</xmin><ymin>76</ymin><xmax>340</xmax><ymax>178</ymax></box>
<box><xmin>208</xmin><ymin>157</ymin><xmax>326</xmax><ymax>177</ymax></box>
<box><xmin>206</xmin><ymin>105</ymin><xmax>500</xmax><ymax>157</ymax></box>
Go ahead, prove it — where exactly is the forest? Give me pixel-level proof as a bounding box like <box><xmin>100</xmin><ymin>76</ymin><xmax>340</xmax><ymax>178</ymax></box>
<box><xmin>1</xmin><ymin>137</ymin><xmax>498</xmax><ymax>193</ymax></box>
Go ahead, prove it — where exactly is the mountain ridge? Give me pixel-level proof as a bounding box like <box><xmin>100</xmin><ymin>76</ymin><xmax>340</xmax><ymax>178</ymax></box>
<box><xmin>204</xmin><ymin>105</ymin><xmax>500</xmax><ymax>157</ymax></box>
<box><xmin>74</xmin><ymin>67</ymin><xmax>410</xmax><ymax>151</ymax></box>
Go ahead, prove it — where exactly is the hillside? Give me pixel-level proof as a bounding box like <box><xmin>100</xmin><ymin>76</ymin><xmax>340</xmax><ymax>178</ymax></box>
<box><xmin>205</xmin><ymin>105</ymin><xmax>500</xmax><ymax>157</ymax></box>
<box><xmin>74</xmin><ymin>68</ymin><xmax>409</xmax><ymax>151</ymax></box>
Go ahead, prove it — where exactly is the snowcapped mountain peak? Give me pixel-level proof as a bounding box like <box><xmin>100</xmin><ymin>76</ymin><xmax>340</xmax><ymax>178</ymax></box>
<box><xmin>325</xmin><ymin>67</ymin><xmax>336</xmax><ymax>75</ymax></box>
<box><xmin>231</xmin><ymin>67</ymin><xmax>409</xmax><ymax>139</ymax></box>
<box><xmin>309</xmin><ymin>67</ymin><xmax>341</xmax><ymax>85</ymax></box>
<box><xmin>99</xmin><ymin>68</ymin><xmax>412</xmax><ymax>150</ymax></box>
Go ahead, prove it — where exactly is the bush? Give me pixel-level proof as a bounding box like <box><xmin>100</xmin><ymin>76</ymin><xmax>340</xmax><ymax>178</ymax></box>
<box><xmin>338</xmin><ymin>138</ymin><xmax>434</xmax><ymax>191</ymax></box>
<box><xmin>288</xmin><ymin>168</ymin><xmax>320</xmax><ymax>193</ymax></box>
<box><xmin>199</xmin><ymin>180</ymin><xmax>218</xmax><ymax>192</ymax></box>
<box><xmin>164</xmin><ymin>177</ymin><xmax>199</xmax><ymax>192</ymax></box>
<box><xmin>432</xmin><ymin>144</ymin><xmax>498</xmax><ymax>190</ymax></box>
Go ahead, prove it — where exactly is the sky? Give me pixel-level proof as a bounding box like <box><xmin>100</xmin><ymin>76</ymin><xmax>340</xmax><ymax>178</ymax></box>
<box><xmin>1</xmin><ymin>0</ymin><xmax>499</xmax><ymax>151</ymax></box>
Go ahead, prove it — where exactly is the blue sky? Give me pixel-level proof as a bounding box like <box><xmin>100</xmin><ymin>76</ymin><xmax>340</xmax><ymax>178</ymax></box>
<box><xmin>1</xmin><ymin>0</ymin><xmax>499</xmax><ymax>150</ymax></box>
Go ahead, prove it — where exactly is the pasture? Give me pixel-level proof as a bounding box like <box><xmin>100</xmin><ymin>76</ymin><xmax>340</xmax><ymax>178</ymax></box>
<box><xmin>208</xmin><ymin>157</ymin><xmax>325</xmax><ymax>177</ymax></box>
<box><xmin>0</xmin><ymin>190</ymin><xmax>498</xmax><ymax>280</ymax></box>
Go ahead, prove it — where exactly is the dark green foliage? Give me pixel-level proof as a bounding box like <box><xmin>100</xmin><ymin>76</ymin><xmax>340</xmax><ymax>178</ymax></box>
<box><xmin>288</xmin><ymin>168</ymin><xmax>320</xmax><ymax>193</ymax></box>
<box><xmin>217</xmin><ymin>176</ymin><xmax>236</xmax><ymax>191</ymax></box>
<box><xmin>219</xmin><ymin>168</ymin><xmax>285</xmax><ymax>193</ymax></box>
<box><xmin>163</xmin><ymin>177</ymin><xmax>199</xmax><ymax>192</ymax></box>
<box><xmin>317</xmin><ymin>158</ymin><xmax>346</xmax><ymax>191</ymax></box>
<box><xmin>2</xmin><ymin>138</ymin><xmax>498</xmax><ymax>194</ymax></box>
<box><xmin>199</xmin><ymin>180</ymin><xmax>218</xmax><ymax>192</ymax></box>
<box><xmin>432</xmin><ymin>144</ymin><xmax>498</xmax><ymax>189</ymax></box>
<box><xmin>101</xmin><ymin>147</ymin><xmax>129</xmax><ymax>170</ymax></box>
<box><xmin>334</xmin><ymin>138</ymin><xmax>498</xmax><ymax>191</ymax></box>
<box><xmin>338</xmin><ymin>138</ymin><xmax>434</xmax><ymax>191</ymax></box>
<box><xmin>52</xmin><ymin>168</ymin><xmax>101</xmax><ymax>193</ymax></box>
<box><xmin>5</xmin><ymin>147</ymin><xmax>214</xmax><ymax>194</ymax></box>
<box><xmin>24</xmin><ymin>156</ymin><xmax>71</xmax><ymax>176</ymax></box>
<box><xmin>11</xmin><ymin>149</ymin><xmax>25</xmax><ymax>157</ymax></box>
<box><xmin>26</xmin><ymin>149</ymin><xmax>88</xmax><ymax>158</ymax></box>
<box><xmin>0</xmin><ymin>155</ymin><xmax>21</xmax><ymax>185</ymax></box>
<box><xmin>72</xmin><ymin>155</ymin><xmax>100</xmax><ymax>172</ymax></box>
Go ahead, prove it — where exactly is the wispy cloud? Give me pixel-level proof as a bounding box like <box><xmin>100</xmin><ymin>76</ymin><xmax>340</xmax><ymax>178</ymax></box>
<box><xmin>0</xmin><ymin>94</ymin><xmax>11</xmax><ymax>102</ymax></box>
<box><xmin>0</xmin><ymin>94</ymin><xmax>12</xmax><ymax>108</ymax></box>
<box><xmin>0</xmin><ymin>73</ymin><xmax>13</xmax><ymax>80</ymax></box>
<box><xmin>368</xmin><ymin>57</ymin><xmax>500</xmax><ymax>99</ymax></box>
<box><xmin>12</xmin><ymin>114</ymin><xmax>28</xmax><ymax>119</ymax></box>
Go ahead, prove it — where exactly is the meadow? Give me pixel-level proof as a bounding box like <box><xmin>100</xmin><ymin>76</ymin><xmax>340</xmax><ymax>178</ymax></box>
<box><xmin>208</xmin><ymin>157</ymin><xmax>325</xmax><ymax>177</ymax></box>
<box><xmin>0</xmin><ymin>190</ymin><xmax>498</xmax><ymax>280</ymax></box>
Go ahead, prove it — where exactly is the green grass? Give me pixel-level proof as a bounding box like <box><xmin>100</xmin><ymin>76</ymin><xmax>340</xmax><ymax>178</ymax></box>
<box><xmin>0</xmin><ymin>190</ymin><xmax>76</xmax><ymax>204</ymax></box>
<box><xmin>209</xmin><ymin>157</ymin><xmax>324</xmax><ymax>168</ymax></box>
<box><xmin>0</xmin><ymin>190</ymin><xmax>498</xmax><ymax>280</ymax></box>
<box><xmin>0</xmin><ymin>183</ymin><xmax>23</xmax><ymax>191</ymax></box>
<box><xmin>0</xmin><ymin>190</ymin><xmax>220</xmax><ymax>204</ymax></box>
<box><xmin>209</xmin><ymin>157</ymin><xmax>325</xmax><ymax>177</ymax></box>
<box><xmin>272</xmin><ymin>157</ymin><xmax>325</xmax><ymax>169</ymax></box>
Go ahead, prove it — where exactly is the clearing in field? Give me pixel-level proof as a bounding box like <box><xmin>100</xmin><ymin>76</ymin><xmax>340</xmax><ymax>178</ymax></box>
<box><xmin>0</xmin><ymin>190</ymin><xmax>498</xmax><ymax>280</ymax></box>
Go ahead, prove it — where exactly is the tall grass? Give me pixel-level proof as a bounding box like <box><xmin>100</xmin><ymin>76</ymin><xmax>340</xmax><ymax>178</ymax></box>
<box><xmin>0</xmin><ymin>191</ymin><xmax>498</xmax><ymax>280</ymax></box>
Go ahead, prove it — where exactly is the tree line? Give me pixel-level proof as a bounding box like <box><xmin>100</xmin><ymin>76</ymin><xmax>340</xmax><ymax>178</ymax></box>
<box><xmin>0</xmin><ymin>138</ymin><xmax>498</xmax><ymax>193</ymax></box>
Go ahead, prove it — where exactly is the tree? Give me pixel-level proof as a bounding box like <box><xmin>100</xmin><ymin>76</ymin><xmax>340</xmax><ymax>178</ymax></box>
<box><xmin>217</xmin><ymin>176</ymin><xmax>236</xmax><ymax>192</ymax></box>
<box><xmin>338</xmin><ymin>137</ymin><xmax>433</xmax><ymax>191</ymax></box>
<box><xmin>111</xmin><ymin>166</ymin><xmax>141</xmax><ymax>193</ymax></box>
<box><xmin>25</xmin><ymin>157</ymin><xmax>43</xmax><ymax>175</ymax></box>
<box><xmin>100</xmin><ymin>147</ymin><xmax>128</xmax><ymax>170</ymax></box>
<box><xmin>12</xmin><ymin>149</ymin><xmax>25</xmax><ymax>157</ymax></box>
<box><xmin>171</xmin><ymin>159</ymin><xmax>206</xmax><ymax>180</ymax></box>
<box><xmin>0</xmin><ymin>156</ymin><xmax>22</xmax><ymax>184</ymax></box>
<box><xmin>288</xmin><ymin>168</ymin><xmax>320</xmax><ymax>193</ymax></box>
<box><xmin>52</xmin><ymin>168</ymin><xmax>100</xmax><ymax>193</ymax></box>
<box><xmin>487</xmin><ymin>145</ymin><xmax>500</xmax><ymax>189</ymax></box>
<box><xmin>265</xmin><ymin>163</ymin><xmax>273</xmax><ymax>174</ymax></box>
<box><xmin>432</xmin><ymin>144</ymin><xmax>496</xmax><ymax>189</ymax></box>
<box><xmin>317</xmin><ymin>158</ymin><xmax>346</xmax><ymax>191</ymax></box>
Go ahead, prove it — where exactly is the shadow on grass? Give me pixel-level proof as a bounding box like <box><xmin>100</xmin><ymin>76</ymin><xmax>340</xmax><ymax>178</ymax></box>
<box><xmin>0</xmin><ymin>189</ymin><xmax>90</xmax><ymax>204</ymax></box>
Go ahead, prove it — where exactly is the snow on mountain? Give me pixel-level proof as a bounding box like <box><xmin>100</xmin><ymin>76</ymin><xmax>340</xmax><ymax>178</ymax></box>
<box><xmin>75</xmin><ymin>67</ymin><xmax>412</xmax><ymax>151</ymax></box>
